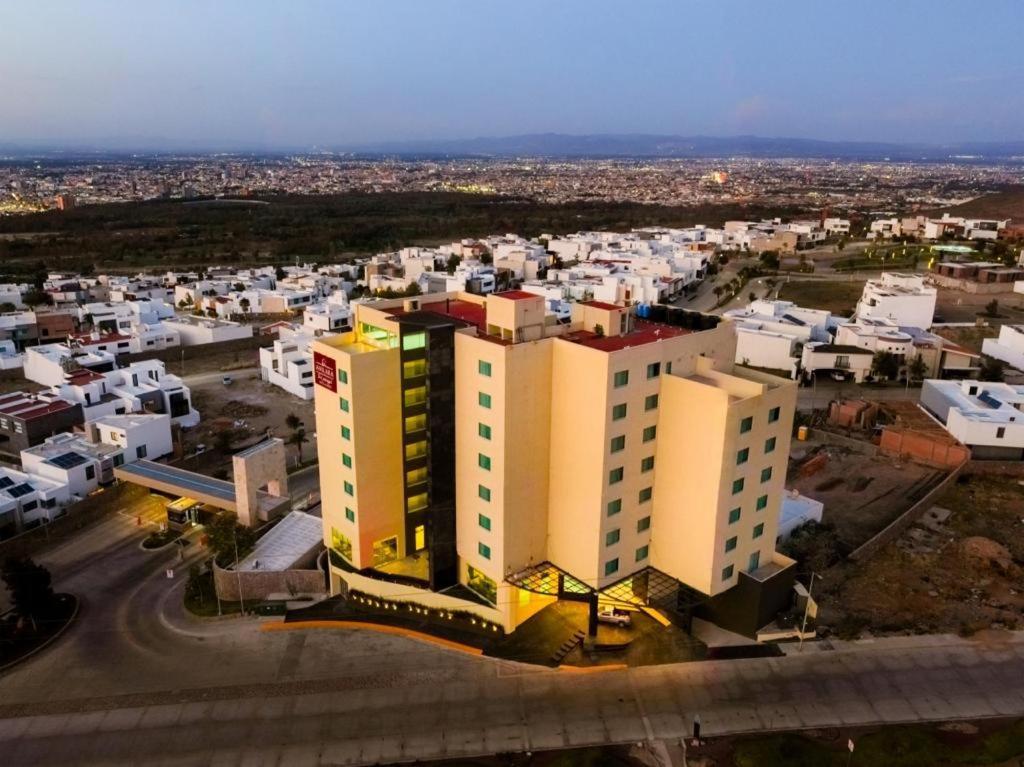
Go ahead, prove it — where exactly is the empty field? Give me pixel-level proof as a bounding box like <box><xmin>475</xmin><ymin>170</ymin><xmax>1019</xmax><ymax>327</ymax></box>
<box><xmin>776</xmin><ymin>279</ymin><xmax>865</xmax><ymax>316</ymax></box>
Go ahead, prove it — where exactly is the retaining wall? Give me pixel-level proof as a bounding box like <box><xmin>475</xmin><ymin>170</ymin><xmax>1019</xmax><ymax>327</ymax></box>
<box><xmin>213</xmin><ymin>560</ymin><xmax>326</xmax><ymax>602</ymax></box>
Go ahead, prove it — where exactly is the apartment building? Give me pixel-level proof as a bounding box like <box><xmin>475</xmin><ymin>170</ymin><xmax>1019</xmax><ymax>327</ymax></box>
<box><xmin>312</xmin><ymin>291</ymin><xmax>797</xmax><ymax>637</ymax></box>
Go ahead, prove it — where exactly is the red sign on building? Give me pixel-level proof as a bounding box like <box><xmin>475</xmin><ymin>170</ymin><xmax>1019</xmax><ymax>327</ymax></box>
<box><xmin>313</xmin><ymin>351</ymin><xmax>337</xmax><ymax>392</ymax></box>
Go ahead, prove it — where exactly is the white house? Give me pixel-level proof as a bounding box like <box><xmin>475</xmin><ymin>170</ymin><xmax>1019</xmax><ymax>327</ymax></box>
<box><xmin>724</xmin><ymin>300</ymin><xmax>834</xmax><ymax>378</ymax></box>
<box><xmin>259</xmin><ymin>328</ymin><xmax>329</xmax><ymax>400</ymax></box>
<box><xmin>855</xmin><ymin>272</ymin><xmax>937</xmax><ymax>329</ymax></box>
<box><xmin>87</xmin><ymin>412</ymin><xmax>173</xmax><ymax>463</ymax></box>
<box><xmin>21</xmin><ymin>432</ymin><xmax>122</xmax><ymax>498</ymax></box>
<box><xmin>981</xmin><ymin>324</ymin><xmax>1024</xmax><ymax>372</ymax></box>
<box><xmin>23</xmin><ymin>344</ymin><xmax>117</xmax><ymax>387</ymax></box>
<box><xmin>920</xmin><ymin>379</ymin><xmax>1024</xmax><ymax>460</ymax></box>
<box><xmin>0</xmin><ymin>466</ymin><xmax>71</xmax><ymax>538</ymax></box>
<box><xmin>777</xmin><ymin>491</ymin><xmax>825</xmax><ymax>544</ymax></box>
<box><xmin>303</xmin><ymin>291</ymin><xmax>352</xmax><ymax>334</ymax></box>
<box><xmin>800</xmin><ymin>343</ymin><xmax>874</xmax><ymax>383</ymax></box>
<box><xmin>161</xmin><ymin>315</ymin><xmax>253</xmax><ymax>345</ymax></box>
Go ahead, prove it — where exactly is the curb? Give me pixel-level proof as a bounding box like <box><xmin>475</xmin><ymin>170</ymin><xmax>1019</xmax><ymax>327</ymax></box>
<box><xmin>0</xmin><ymin>593</ymin><xmax>79</xmax><ymax>675</ymax></box>
<box><xmin>261</xmin><ymin>619</ymin><xmax>484</xmax><ymax>656</ymax></box>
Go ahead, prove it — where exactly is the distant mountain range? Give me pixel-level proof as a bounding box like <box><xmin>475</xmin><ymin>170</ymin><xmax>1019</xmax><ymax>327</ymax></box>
<box><xmin>3</xmin><ymin>133</ymin><xmax>1024</xmax><ymax>161</ymax></box>
<box><xmin>341</xmin><ymin>133</ymin><xmax>1024</xmax><ymax>161</ymax></box>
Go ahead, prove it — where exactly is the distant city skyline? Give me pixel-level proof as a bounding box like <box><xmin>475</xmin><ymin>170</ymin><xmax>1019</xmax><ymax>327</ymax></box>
<box><xmin>2</xmin><ymin>0</ymin><xmax>1023</xmax><ymax>150</ymax></box>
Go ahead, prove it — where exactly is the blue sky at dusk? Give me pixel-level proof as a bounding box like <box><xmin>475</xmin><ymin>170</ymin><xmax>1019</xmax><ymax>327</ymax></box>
<box><xmin>2</xmin><ymin>0</ymin><xmax>1022</xmax><ymax>149</ymax></box>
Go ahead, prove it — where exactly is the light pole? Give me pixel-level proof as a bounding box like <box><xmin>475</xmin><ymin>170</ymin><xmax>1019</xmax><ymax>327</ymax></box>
<box><xmin>233</xmin><ymin>529</ymin><xmax>246</xmax><ymax>615</ymax></box>
<box><xmin>798</xmin><ymin>571</ymin><xmax>822</xmax><ymax>652</ymax></box>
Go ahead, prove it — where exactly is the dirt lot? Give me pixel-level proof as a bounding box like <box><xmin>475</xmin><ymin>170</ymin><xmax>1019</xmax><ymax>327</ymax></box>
<box><xmin>789</xmin><ymin>435</ymin><xmax>941</xmax><ymax>551</ymax></box>
<box><xmin>934</xmin><ymin>286</ymin><xmax>1024</xmax><ymax>323</ymax></box>
<box><xmin>777</xmin><ymin>279</ymin><xmax>864</xmax><ymax>316</ymax></box>
<box><xmin>933</xmin><ymin>324</ymin><xmax>1001</xmax><ymax>354</ymax></box>
<box><xmin>186</xmin><ymin>372</ymin><xmax>317</xmax><ymax>470</ymax></box>
<box><xmin>820</xmin><ymin>470</ymin><xmax>1024</xmax><ymax>637</ymax></box>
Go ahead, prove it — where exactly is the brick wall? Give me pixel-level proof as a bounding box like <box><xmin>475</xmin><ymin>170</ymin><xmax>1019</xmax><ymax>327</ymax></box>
<box><xmin>879</xmin><ymin>428</ymin><xmax>971</xmax><ymax>470</ymax></box>
<box><xmin>212</xmin><ymin>560</ymin><xmax>326</xmax><ymax>602</ymax></box>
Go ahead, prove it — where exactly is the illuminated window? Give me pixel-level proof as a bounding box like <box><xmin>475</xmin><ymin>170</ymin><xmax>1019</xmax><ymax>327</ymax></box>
<box><xmin>402</xmin><ymin>359</ymin><xmax>426</xmax><ymax>379</ymax></box>
<box><xmin>479</xmin><ymin>392</ymin><xmax>492</xmax><ymax>409</ymax></box>
<box><xmin>638</xmin><ymin>487</ymin><xmax>652</xmax><ymax>503</ymax></box>
<box><xmin>604</xmin><ymin>558</ymin><xmax>619</xmax><ymax>576</ymax></box>
<box><xmin>610</xmin><ymin>435</ymin><xmax>625</xmax><ymax>453</ymax></box>
<box><xmin>404</xmin><ymin>413</ymin><xmax>426</xmax><ymax>433</ymax></box>
<box><xmin>478</xmin><ymin>423</ymin><xmax>492</xmax><ymax>440</ymax></box>
<box><xmin>642</xmin><ymin>425</ymin><xmax>657</xmax><ymax>442</ymax></box>
<box><xmin>612</xmin><ymin>403</ymin><xmax>627</xmax><ymax>420</ymax></box>
<box><xmin>635</xmin><ymin>545</ymin><xmax>649</xmax><ymax>562</ymax></box>
<box><xmin>728</xmin><ymin>507</ymin><xmax>741</xmax><ymax>524</ymax></box>
<box><xmin>646</xmin><ymin>362</ymin><xmax>660</xmax><ymax>379</ymax></box>
<box><xmin>478</xmin><ymin>360</ymin><xmax>492</xmax><ymax>377</ymax></box>
<box><xmin>330</xmin><ymin>527</ymin><xmax>352</xmax><ymax>562</ymax></box>
<box><xmin>406</xmin><ymin>466</ymin><xmax>428</xmax><ymax>486</ymax></box>
<box><xmin>478</xmin><ymin>513</ymin><xmax>491</xmax><ymax>531</ymax></box>
<box><xmin>609</xmin><ymin>467</ymin><xmax>624</xmax><ymax>485</ymax></box>
<box><xmin>637</xmin><ymin>516</ymin><xmax>651</xmax><ymax>532</ymax></box>
<box><xmin>467</xmin><ymin>565</ymin><xmax>496</xmax><ymax>604</ymax></box>
<box><xmin>740</xmin><ymin>416</ymin><xmax>753</xmax><ymax>433</ymax></box>
<box><xmin>613</xmin><ymin>370</ymin><xmax>629</xmax><ymax>388</ymax></box>
<box><xmin>401</xmin><ymin>332</ymin><xmax>426</xmax><ymax>351</ymax></box>
<box><xmin>606</xmin><ymin>529</ymin><xmax>620</xmax><ymax>546</ymax></box>
<box><xmin>478</xmin><ymin>485</ymin><xmax>491</xmax><ymax>502</ymax></box>
<box><xmin>403</xmin><ymin>387</ymin><xmax>426</xmax><ymax>407</ymax></box>
<box><xmin>725</xmin><ymin>536</ymin><xmax>737</xmax><ymax>553</ymax></box>
<box><xmin>764</xmin><ymin>436</ymin><xmax>776</xmax><ymax>454</ymax></box>
<box><xmin>405</xmin><ymin>441</ymin><xmax>427</xmax><ymax>460</ymax></box>
<box><xmin>644</xmin><ymin>394</ymin><xmax>659</xmax><ymax>411</ymax></box>
<box><xmin>407</xmin><ymin>492</ymin><xmax>428</xmax><ymax>513</ymax></box>
<box><xmin>371</xmin><ymin>536</ymin><xmax>398</xmax><ymax>567</ymax></box>
<box><xmin>736</xmin><ymin>447</ymin><xmax>749</xmax><ymax>465</ymax></box>
<box><xmin>478</xmin><ymin>453</ymin><xmax>491</xmax><ymax>471</ymax></box>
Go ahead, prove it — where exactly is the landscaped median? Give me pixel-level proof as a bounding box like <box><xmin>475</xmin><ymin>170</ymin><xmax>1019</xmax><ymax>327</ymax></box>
<box><xmin>0</xmin><ymin>592</ymin><xmax>78</xmax><ymax>673</ymax></box>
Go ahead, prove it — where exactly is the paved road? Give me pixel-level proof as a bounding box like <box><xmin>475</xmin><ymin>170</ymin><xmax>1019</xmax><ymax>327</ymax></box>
<box><xmin>181</xmin><ymin>366</ymin><xmax>259</xmax><ymax>386</ymax></box>
<box><xmin>797</xmin><ymin>381</ymin><xmax>922</xmax><ymax>411</ymax></box>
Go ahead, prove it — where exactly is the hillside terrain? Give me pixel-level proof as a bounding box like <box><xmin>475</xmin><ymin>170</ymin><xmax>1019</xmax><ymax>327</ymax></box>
<box><xmin>938</xmin><ymin>185</ymin><xmax>1024</xmax><ymax>222</ymax></box>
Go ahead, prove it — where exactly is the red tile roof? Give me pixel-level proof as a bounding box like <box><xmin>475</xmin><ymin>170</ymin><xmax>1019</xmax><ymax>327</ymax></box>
<box><xmin>491</xmin><ymin>290</ymin><xmax>540</xmax><ymax>301</ymax></box>
<box><xmin>561</xmin><ymin>319</ymin><xmax>690</xmax><ymax>352</ymax></box>
<box><xmin>580</xmin><ymin>300</ymin><xmax>622</xmax><ymax>311</ymax></box>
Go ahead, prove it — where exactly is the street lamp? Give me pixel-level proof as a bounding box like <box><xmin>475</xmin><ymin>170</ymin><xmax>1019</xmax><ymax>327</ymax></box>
<box><xmin>798</xmin><ymin>571</ymin><xmax>822</xmax><ymax>652</ymax></box>
<box><xmin>233</xmin><ymin>528</ymin><xmax>246</xmax><ymax>615</ymax></box>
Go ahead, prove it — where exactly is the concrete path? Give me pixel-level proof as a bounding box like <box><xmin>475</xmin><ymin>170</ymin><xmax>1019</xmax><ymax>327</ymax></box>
<box><xmin>2</xmin><ymin>629</ymin><xmax>1022</xmax><ymax>765</ymax></box>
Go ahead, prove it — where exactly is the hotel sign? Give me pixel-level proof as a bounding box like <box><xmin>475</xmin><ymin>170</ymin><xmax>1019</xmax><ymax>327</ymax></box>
<box><xmin>313</xmin><ymin>351</ymin><xmax>337</xmax><ymax>392</ymax></box>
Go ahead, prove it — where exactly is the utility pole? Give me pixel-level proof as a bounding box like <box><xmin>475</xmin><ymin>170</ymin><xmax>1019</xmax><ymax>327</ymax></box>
<box><xmin>233</xmin><ymin>529</ymin><xmax>245</xmax><ymax>615</ymax></box>
<box><xmin>798</xmin><ymin>571</ymin><xmax>821</xmax><ymax>651</ymax></box>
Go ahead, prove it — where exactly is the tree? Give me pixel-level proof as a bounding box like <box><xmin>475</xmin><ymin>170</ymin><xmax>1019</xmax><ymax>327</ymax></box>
<box><xmin>403</xmin><ymin>282</ymin><xmax>422</xmax><ymax>297</ymax></box>
<box><xmin>287</xmin><ymin>427</ymin><xmax>309</xmax><ymax>463</ymax></box>
<box><xmin>758</xmin><ymin>250</ymin><xmax>780</xmax><ymax>270</ymax></box>
<box><xmin>204</xmin><ymin>512</ymin><xmax>256</xmax><ymax>567</ymax></box>
<box><xmin>445</xmin><ymin>254</ymin><xmax>462</xmax><ymax>274</ymax></box>
<box><xmin>871</xmin><ymin>350</ymin><xmax>900</xmax><ymax>381</ymax></box>
<box><xmin>748</xmin><ymin>291</ymin><xmax>757</xmax><ymax>302</ymax></box>
<box><xmin>21</xmin><ymin>289</ymin><xmax>53</xmax><ymax>308</ymax></box>
<box><xmin>285</xmin><ymin>413</ymin><xmax>302</xmax><ymax>431</ymax></box>
<box><xmin>0</xmin><ymin>302</ymin><xmax>16</xmax><ymax>313</ymax></box>
<box><xmin>238</xmin><ymin>297</ymin><xmax>251</xmax><ymax>313</ymax></box>
<box><xmin>480</xmin><ymin>252</ymin><xmax>494</xmax><ymax>265</ymax></box>
<box><xmin>984</xmin><ymin>299</ymin><xmax>1000</xmax><ymax>318</ymax></box>
<box><xmin>233</xmin><ymin>282</ymin><xmax>246</xmax><ymax>292</ymax></box>
<box><xmin>275</xmin><ymin>265</ymin><xmax>287</xmax><ymax>281</ymax></box>
<box><xmin>1</xmin><ymin>557</ymin><xmax>56</xmax><ymax>631</ymax></box>
<box><xmin>908</xmin><ymin>354</ymin><xmax>928</xmax><ymax>383</ymax></box>
<box><xmin>835</xmin><ymin>238</ymin><xmax>847</xmax><ymax>252</ymax></box>
<box><xmin>978</xmin><ymin>356</ymin><xmax>1005</xmax><ymax>382</ymax></box>
<box><xmin>712</xmin><ymin>286</ymin><xmax>724</xmax><ymax>301</ymax></box>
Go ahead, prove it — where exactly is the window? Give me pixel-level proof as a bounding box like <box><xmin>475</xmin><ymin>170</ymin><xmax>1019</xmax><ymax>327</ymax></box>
<box><xmin>613</xmin><ymin>370</ymin><xmax>629</xmax><ymax>388</ymax></box>
<box><xmin>478</xmin><ymin>453</ymin><xmax>491</xmax><ymax>471</ymax></box>
<box><xmin>607</xmin><ymin>499</ymin><xmax>622</xmax><ymax>516</ymax></box>
<box><xmin>997</xmin><ymin>427</ymin><xmax>1006</xmax><ymax>439</ymax></box>
<box><xmin>753</xmin><ymin>523</ymin><xmax>764</xmax><ymax>539</ymax></box>
<box><xmin>666</xmin><ymin>361</ymin><xmax>673</xmax><ymax>374</ymax></box>
<box><xmin>478</xmin><ymin>423</ymin><xmax>492</xmax><ymax>440</ymax></box>
<box><xmin>113</xmin><ymin>454</ymin><xmax>124</xmax><ymax>467</ymax></box>
<box><xmin>338</xmin><ymin>369</ymin><xmax>348</xmax><ymax>384</ymax></box>
<box><xmin>478</xmin><ymin>513</ymin><xmax>491</xmax><ymax>531</ymax></box>
<box><xmin>604</xmin><ymin>558</ymin><xmax>620</xmax><ymax>576</ymax></box>
<box><xmin>610</xmin><ymin>435</ymin><xmax>625</xmax><ymax>453</ymax></box>
<box><xmin>722</xmin><ymin>565</ymin><xmax>734</xmax><ymax>581</ymax></box>
<box><xmin>642</xmin><ymin>425</ymin><xmax>657</xmax><ymax>442</ymax></box>
<box><xmin>478</xmin><ymin>360</ymin><xmax>492</xmax><ymax>377</ymax></box>
<box><xmin>635</xmin><ymin>545</ymin><xmax>649</xmax><ymax>562</ymax></box>
<box><xmin>732</xmin><ymin>478</ymin><xmax>744</xmax><ymax>494</ymax></box>
<box><xmin>728</xmin><ymin>507</ymin><xmax>741</xmax><ymax>524</ymax></box>
<box><xmin>760</xmin><ymin>467</ymin><xmax>773</xmax><ymax>483</ymax></box>
<box><xmin>467</xmin><ymin>565</ymin><xmax>497</xmax><ymax>604</ymax></box>
<box><xmin>478</xmin><ymin>542</ymin><xmax>491</xmax><ymax>559</ymax></box>
<box><xmin>644</xmin><ymin>394</ymin><xmax>659</xmax><ymax>411</ymax></box>
<box><xmin>768</xmin><ymin>406</ymin><xmax>780</xmax><ymax>423</ymax></box>
<box><xmin>402</xmin><ymin>359</ymin><xmax>426</xmax><ymax>379</ymax></box>
<box><xmin>331</xmin><ymin>528</ymin><xmax>353</xmax><ymax>562</ymax></box>
<box><xmin>404</xmin><ymin>413</ymin><xmax>426</xmax><ymax>433</ymax></box>
<box><xmin>406</xmin><ymin>466</ymin><xmax>428</xmax><ymax>486</ymax></box>
<box><xmin>606</xmin><ymin>529</ymin><xmax>620</xmax><ymax>546</ymax></box>
<box><xmin>405</xmin><ymin>441</ymin><xmax>427</xmax><ymax>460</ymax></box>
<box><xmin>345</xmin><ymin>507</ymin><xmax>355</xmax><ymax>522</ymax></box>
<box><xmin>478</xmin><ymin>392</ymin><xmax>492</xmax><ymax>409</ymax></box>
<box><xmin>740</xmin><ymin>416</ymin><xmax>753</xmax><ymax>433</ymax></box>
<box><xmin>401</xmin><ymin>332</ymin><xmax>426</xmax><ymax>351</ymax></box>
<box><xmin>724</xmin><ymin>536</ymin><xmax>737</xmax><ymax>553</ymax></box>
<box><xmin>339</xmin><ymin>397</ymin><xmax>350</xmax><ymax>413</ymax></box>
<box><xmin>478</xmin><ymin>485</ymin><xmax>491</xmax><ymax>502</ymax></box>
<box><xmin>136</xmin><ymin>444</ymin><xmax>147</xmax><ymax>459</ymax></box>
<box><xmin>612</xmin><ymin>403</ymin><xmax>627</xmax><ymax>420</ymax></box>
<box><xmin>85</xmin><ymin>465</ymin><xmax>95</xmax><ymax>481</ymax></box>
<box><xmin>344</xmin><ymin>481</ymin><xmax>354</xmax><ymax>496</ymax></box>
<box><xmin>341</xmin><ymin>425</ymin><xmax>351</xmax><ymax>440</ymax></box>
<box><xmin>736</xmin><ymin>447</ymin><xmax>749</xmax><ymax>465</ymax></box>
<box><xmin>640</xmin><ymin>456</ymin><xmax>654</xmax><ymax>472</ymax></box>
<box><xmin>646</xmin><ymin>362</ymin><xmax>661</xmax><ymax>379</ymax></box>
<box><xmin>609</xmin><ymin>467</ymin><xmax>624</xmax><ymax>484</ymax></box>
<box><xmin>764</xmin><ymin>436</ymin><xmax>776</xmax><ymax>454</ymax></box>
<box><xmin>638</xmin><ymin>487</ymin><xmax>653</xmax><ymax>503</ymax></box>
<box><xmin>756</xmin><ymin>494</ymin><xmax>768</xmax><ymax>511</ymax></box>
<box><xmin>403</xmin><ymin>387</ymin><xmax>426</xmax><ymax>408</ymax></box>
<box><xmin>748</xmin><ymin>551</ymin><xmax>761</xmax><ymax>572</ymax></box>
<box><xmin>342</xmin><ymin>454</ymin><xmax>352</xmax><ymax>468</ymax></box>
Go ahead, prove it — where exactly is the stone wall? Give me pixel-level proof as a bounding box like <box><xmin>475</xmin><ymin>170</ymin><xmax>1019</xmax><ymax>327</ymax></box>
<box><xmin>213</xmin><ymin>560</ymin><xmax>326</xmax><ymax>602</ymax></box>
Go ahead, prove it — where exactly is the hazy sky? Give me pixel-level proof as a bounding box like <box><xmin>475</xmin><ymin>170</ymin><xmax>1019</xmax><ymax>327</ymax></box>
<box><xmin>3</xmin><ymin>0</ymin><xmax>1022</xmax><ymax>149</ymax></box>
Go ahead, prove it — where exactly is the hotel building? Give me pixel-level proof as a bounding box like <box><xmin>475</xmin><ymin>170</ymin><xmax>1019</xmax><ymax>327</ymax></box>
<box><xmin>312</xmin><ymin>291</ymin><xmax>797</xmax><ymax>636</ymax></box>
